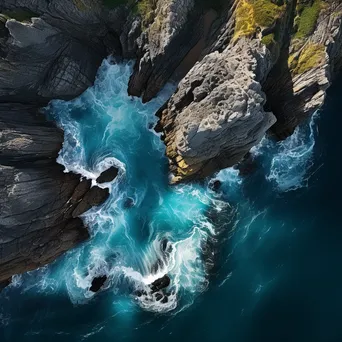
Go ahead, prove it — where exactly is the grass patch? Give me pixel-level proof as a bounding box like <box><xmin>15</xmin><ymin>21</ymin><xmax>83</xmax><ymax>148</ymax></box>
<box><xmin>234</xmin><ymin>0</ymin><xmax>285</xmax><ymax>40</ymax></box>
<box><xmin>288</xmin><ymin>43</ymin><xmax>325</xmax><ymax>74</ymax></box>
<box><xmin>2</xmin><ymin>9</ymin><xmax>38</xmax><ymax>22</ymax></box>
<box><xmin>136</xmin><ymin>0</ymin><xmax>156</xmax><ymax>18</ymax></box>
<box><xmin>234</xmin><ymin>0</ymin><xmax>255</xmax><ymax>39</ymax></box>
<box><xmin>261</xmin><ymin>32</ymin><xmax>275</xmax><ymax>46</ymax></box>
<box><xmin>295</xmin><ymin>0</ymin><xmax>321</xmax><ymax>38</ymax></box>
<box><xmin>134</xmin><ymin>0</ymin><xmax>158</xmax><ymax>30</ymax></box>
<box><xmin>253</xmin><ymin>0</ymin><xmax>285</xmax><ymax>27</ymax></box>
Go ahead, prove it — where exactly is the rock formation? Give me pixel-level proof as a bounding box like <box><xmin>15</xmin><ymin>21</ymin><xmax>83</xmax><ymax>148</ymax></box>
<box><xmin>96</xmin><ymin>166</ymin><xmax>119</xmax><ymax>183</ymax></box>
<box><xmin>156</xmin><ymin>39</ymin><xmax>276</xmax><ymax>182</ymax></box>
<box><xmin>127</xmin><ymin>0</ymin><xmax>219</xmax><ymax>102</ymax></box>
<box><xmin>154</xmin><ymin>0</ymin><xmax>342</xmax><ymax>181</ymax></box>
<box><xmin>1</xmin><ymin>0</ymin><xmax>342</xmax><ymax>286</ymax></box>
<box><xmin>0</xmin><ymin>0</ymin><xmax>125</xmax><ymax>285</ymax></box>
<box><xmin>90</xmin><ymin>275</ymin><xmax>108</xmax><ymax>292</ymax></box>
<box><xmin>0</xmin><ymin>103</ymin><xmax>109</xmax><ymax>283</ymax></box>
<box><xmin>264</xmin><ymin>0</ymin><xmax>342</xmax><ymax>138</ymax></box>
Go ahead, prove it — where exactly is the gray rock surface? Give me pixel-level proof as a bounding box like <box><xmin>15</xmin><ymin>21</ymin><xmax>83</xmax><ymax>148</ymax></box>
<box><xmin>2</xmin><ymin>0</ymin><xmax>342</xmax><ymax>286</ymax></box>
<box><xmin>158</xmin><ymin>40</ymin><xmax>276</xmax><ymax>182</ymax></box>
<box><xmin>264</xmin><ymin>1</ymin><xmax>342</xmax><ymax>138</ymax></box>
<box><xmin>0</xmin><ymin>104</ymin><xmax>109</xmax><ymax>283</ymax></box>
<box><xmin>0</xmin><ymin>0</ymin><xmax>125</xmax><ymax>285</ymax></box>
<box><xmin>0</xmin><ymin>0</ymin><xmax>128</xmax><ymax>103</ymax></box>
<box><xmin>127</xmin><ymin>0</ymin><xmax>217</xmax><ymax>102</ymax></box>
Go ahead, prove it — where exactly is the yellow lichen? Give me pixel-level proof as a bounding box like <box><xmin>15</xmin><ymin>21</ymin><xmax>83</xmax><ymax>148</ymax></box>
<box><xmin>177</xmin><ymin>159</ymin><xmax>190</xmax><ymax>170</ymax></box>
<box><xmin>234</xmin><ymin>0</ymin><xmax>285</xmax><ymax>40</ymax></box>
<box><xmin>261</xmin><ymin>33</ymin><xmax>275</xmax><ymax>46</ymax></box>
<box><xmin>234</xmin><ymin>0</ymin><xmax>255</xmax><ymax>40</ymax></box>
<box><xmin>136</xmin><ymin>0</ymin><xmax>158</xmax><ymax>29</ymax></box>
<box><xmin>288</xmin><ymin>43</ymin><xmax>326</xmax><ymax>75</ymax></box>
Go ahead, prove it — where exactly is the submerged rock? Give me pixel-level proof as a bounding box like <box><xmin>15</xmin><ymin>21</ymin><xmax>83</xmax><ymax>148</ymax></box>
<box><xmin>135</xmin><ymin>289</ymin><xmax>148</xmax><ymax>298</ymax></box>
<box><xmin>123</xmin><ymin>197</ymin><xmax>135</xmax><ymax>209</ymax></box>
<box><xmin>96</xmin><ymin>166</ymin><xmax>119</xmax><ymax>184</ymax></box>
<box><xmin>150</xmin><ymin>275</ymin><xmax>171</xmax><ymax>293</ymax></box>
<box><xmin>237</xmin><ymin>153</ymin><xmax>258</xmax><ymax>177</ymax></box>
<box><xmin>90</xmin><ymin>275</ymin><xmax>108</xmax><ymax>293</ymax></box>
<box><xmin>209</xmin><ymin>180</ymin><xmax>222</xmax><ymax>192</ymax></box>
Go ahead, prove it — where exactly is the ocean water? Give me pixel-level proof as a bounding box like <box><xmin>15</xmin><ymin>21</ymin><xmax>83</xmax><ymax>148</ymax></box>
<box><xmin>1</xmin><ymin>59</ymin><xmax>341</xmax><ymax>342</ymax></box>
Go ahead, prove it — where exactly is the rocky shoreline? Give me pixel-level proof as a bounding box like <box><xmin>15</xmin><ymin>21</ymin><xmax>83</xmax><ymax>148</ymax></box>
<box><xmin>0</xmin><ymin>0</ymin><xmax>341</xmax><ymax>287</ymax></box>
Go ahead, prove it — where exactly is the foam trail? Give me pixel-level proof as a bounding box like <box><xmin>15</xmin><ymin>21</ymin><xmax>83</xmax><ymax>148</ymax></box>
<box><xmin>252</xmin><ymin>112</ymin><xmax>319</xmax><ymax>192</ymax></box>
<box><xmin>11</xmin><ymin>59</ymin><xmax>320</xmax><ymax>316</ymax></box>
<box><xmin>42</xmin><ymin>59</ymin><xmax>223</xmax><ymax>313</ymax></box>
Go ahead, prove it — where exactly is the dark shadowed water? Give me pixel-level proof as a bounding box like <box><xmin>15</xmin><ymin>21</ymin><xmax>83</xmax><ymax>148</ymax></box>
<box><xmin>1</xmin><ymin>60</ymin><xmax>341</xmax><ymax>342</ymax></box>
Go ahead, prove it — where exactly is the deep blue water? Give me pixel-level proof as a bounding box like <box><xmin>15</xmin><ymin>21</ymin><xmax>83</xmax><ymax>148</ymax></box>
<box><xmin>1</xmin><ymin>60</ymin><xmax>341</xmax><ymax>342</ymax></box>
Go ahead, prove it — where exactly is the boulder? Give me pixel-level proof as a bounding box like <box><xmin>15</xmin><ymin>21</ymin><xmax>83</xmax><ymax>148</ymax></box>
<box><xmin>150</xmin><ymin>275</ymin><xmax>171</xmax><ymax>293</ymax></box>
<box><xmin>96</xmin><ymin>166</ymin><xmax>119</xmax><ymax>184</ymax></box>
<box><xmin>90</xmin><ymin>275</ymin><xmax>108</xmax><ymax>293</ymax></box>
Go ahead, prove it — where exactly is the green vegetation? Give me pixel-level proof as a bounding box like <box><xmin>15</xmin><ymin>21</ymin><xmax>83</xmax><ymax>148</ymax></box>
<box><xmin>253</xmin><ymin>0</ymin><xmax>285</xmax><ymax>27</ymax></box>
<box><xmin>136</xmin><ymin>0</ymin><xmax>156</xmax><ymax>19</ymax></box>
<box><xmin>261</xmin><ymin>33</ymin><xmax>275</xmax><ymax>46</ymax></box>
<box><xmin>234</xmin><ymin>0</ymin><xmax>285</xmax><ymax>40</ymax></box>
<box><xmin>2</xmin><ymin>9</ymin><xmax>38</xmax><ymax>22</ymax></box>
<box><xmin>295</xmin><ymin>0</ymin><xmax>321</xmax><ymax>38</ymax></box>
<box><xmin>234</xmin><ymin>0</ymin><xmax>255</xmax><ymax>39</ymax></box>
<box><xmin>288</xmin><ymin>43</ymin><xmax>325</xmax><ymax>74</ymax></box>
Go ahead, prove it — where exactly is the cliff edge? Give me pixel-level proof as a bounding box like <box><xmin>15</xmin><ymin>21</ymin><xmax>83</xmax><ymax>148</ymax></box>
<box><xmin>1</xmin><ymin>0</ymin><xmax>342</xmax><ymax>286</ymax></box>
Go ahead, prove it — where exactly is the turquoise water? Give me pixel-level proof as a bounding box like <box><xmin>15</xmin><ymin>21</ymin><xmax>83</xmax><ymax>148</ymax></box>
<box><xmin>1</xmin><ymin>59</ymin><xmax>340</xmax><ymax>341</ymax></box>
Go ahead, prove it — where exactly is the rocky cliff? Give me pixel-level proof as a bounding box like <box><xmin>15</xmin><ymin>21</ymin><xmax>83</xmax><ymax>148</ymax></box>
<box><xmin>152</xmin><ymin>0</ymin><xmax>342</xmax><ymax>181</ymax></box>
<box><xmin>1</xmin><ymin>0</ymin><xmax>342</xmax><ymax>285</ymax></box>
<box><xmin>0</xmin><ymin>0</ymin><xmax>125</xmax><ymax>286</ymax></box>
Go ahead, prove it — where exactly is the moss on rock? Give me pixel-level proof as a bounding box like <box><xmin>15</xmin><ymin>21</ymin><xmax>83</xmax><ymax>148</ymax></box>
<box><xmin>295</xmin><ymin>0</ymin><xmax>321</xmax><ymax>38</ymax></box>
<box><xmin>136</xmin><ymin>0</ymin><xmax>157</xmax><ymax>28</ymax></box>
<box><xmin>261</xmin><ymin>32</ymin><xmax>275</xmax><ymax>46</ymax></box>
<box><xmin>234</xmin><ymin>0</ymin><xmax>285</xmax><ymax>40</ymax></box>
<box><xmin>288</xmin><ymin>43</ymin><xmax>325</xmax><ymax>74</ymax></box>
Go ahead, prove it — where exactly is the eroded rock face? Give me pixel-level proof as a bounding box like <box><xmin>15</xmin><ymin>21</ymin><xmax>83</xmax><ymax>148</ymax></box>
<box><xmin>0</xmin><ymin>18</ymin><xmax>102</xmax><ymax>103</ymax></box>
<box><xmin>0</xmin><ymin>0</ymin><xmax>127</xmax><ymax>103</ymax></box>
<box><xmin>127</xmin><ymin>0</ymin><xmax>219</xmax><ymax>102</ymax></box>
<box><xmin>0</xmin><ymin>104</ymin><xmax>109</xmax><ymax>284</ymax></box>
<box><xmin>263</xmin><ymin>1</ymin><xmax>342</xmax><ymax>138</ymax></box>
<box><xmin>0</xmin><ymin>0</ymin><xmax>123</xmax><ymax>285</ymax></box>
<box><xmin>158</xmin><ymin>40</ymin><xmax>276</xmax><ymax>182</ymax></box>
